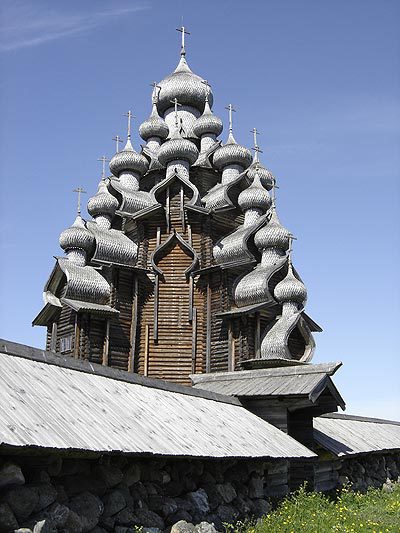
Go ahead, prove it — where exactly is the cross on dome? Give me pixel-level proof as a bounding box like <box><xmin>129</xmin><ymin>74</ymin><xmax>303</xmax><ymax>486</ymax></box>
<box><xmin>176</xmin><ymin>24</ymin><xmax>190</xmax><ymax>57</ymax></box>
<box><xmin>225</xmin><ymin>104</ymin><xmax>236</xmax><ymax>134</ymax></box>
<box><xmin>112</xmin><ymin>135</ymin><xmax>123</xmax><ymax>153</ymax></box>
<box><xmin>201</xmin><ymin>80</ymin><xmax>212</xmax><ymax>101</ymax></box>
<box><xmin>170</xmin><ymin>97</ymin><xmax>182</xmax><ymax>128</ymax></box>
<box><xmin>123</xmin><ymin>110</ymin><xmax>135</xmax><ymax>140</ymax></box>
<box><xmin>73</xmin><ymin>187</ymin><xmax>86</xmax><ymax>216</ymax></box>
<box><xmin>150</xmin><ymin>81</ymin><xmax>161</xmax><ymax>103</ymax></box>
<box><xmin>251</xmin><ymin>127</ymin><xmax>263</xmax><ymax>162</ymax></box>
<box><xmin>98</xmin><ymin>156</ymin><xmax>110</xmax><ymax>179</ymax></box>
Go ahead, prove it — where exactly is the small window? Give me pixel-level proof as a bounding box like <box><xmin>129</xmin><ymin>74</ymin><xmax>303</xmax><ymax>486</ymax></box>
<box><xmin>60</xmin><ymin>335</ymin><xmax>73</xmax><ymax>353</ymax></box>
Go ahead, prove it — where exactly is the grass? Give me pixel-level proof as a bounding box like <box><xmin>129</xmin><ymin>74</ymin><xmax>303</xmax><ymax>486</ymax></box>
<box><xmin>230</xmin><ymin>483</ymin><xmax>400</xmax><ymax>533</ymax></box>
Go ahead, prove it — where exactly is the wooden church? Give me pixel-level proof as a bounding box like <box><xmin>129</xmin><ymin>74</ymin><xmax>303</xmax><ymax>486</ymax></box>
<box><xmin>33</xmin><ymin>29</ymin><xmax>321</xmax><ymax>390</ymax></box>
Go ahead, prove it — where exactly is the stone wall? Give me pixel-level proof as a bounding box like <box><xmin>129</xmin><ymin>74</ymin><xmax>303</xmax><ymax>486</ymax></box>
<box><xmin>337</xmin><ymin>452</ymin><xmax>400</xmax><ymax>492</ymax></box>
<box><xmin>0</xmin><ymin>453</ymin><xmax>289</xmax><ymax>533</ymax></box>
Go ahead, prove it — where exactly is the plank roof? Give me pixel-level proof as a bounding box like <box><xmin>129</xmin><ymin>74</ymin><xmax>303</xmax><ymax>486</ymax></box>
<box><xmin>0</xmin><ymin>340</ymin><xmax>316</xmax><ymax>460</ymax></box>
<box><xmin>314</xmin><ymin>413</ymin><xmax>400</xmax><ymax>456</ymax></box>
<box><xmin>191</xmin><ymin>363</ymin><xmax>345</xmax><ymax>408</ymax></box>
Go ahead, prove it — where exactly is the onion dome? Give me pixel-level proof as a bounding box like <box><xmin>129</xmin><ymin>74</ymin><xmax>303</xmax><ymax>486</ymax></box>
<box><xmin>274</xmin><ymin>263</ymin><xmax>307</xmax><ymax>305</ymax></box>
<box><xmin>87</xmin><ymin>180</ymin><xmax>119</xmax><ymax>218</ymax></box>
<box><xmin>238</xmin><ymin>173</ymin><xmax>271</xmax><ymax>212</ymax></box>
<box><xmin>193</xmin><ymin>99</ymin><xmax>223</xmax><ymax>138</ymax></box>
<box><xmin>157</xmin><ymin>127</ymin><xmax>199</xmax><ymax>166</ymax></box>
<box><xmin>139</xmin><ymin>103</ymin><xmax>169</xmax><ymax>141</ymax></box>
<box><xmin>213</xmin><ymin>132</ymin><xmax>252</xmax><ymax>170</ymax></box>
<box><xmin>157</xmin><ymin>56</ymin><xmax>212</xmax><ymax>115</ymax></box>
<box><xmin>109</xmin><ymin>139</ymin><xmax>149</xmax><ymax>177</ymax></box>
<box><xmin>254</xmin><ymin>207</ymin><xmax>291</xmax><ymax>250</ymax></box>
<box><xmin>59</xmin><ymin>215</ymin><xmax>95</xmax><ymax>254</ymax></box>
<box><xmin>247</xmin><ymin>163</ymin><xmax>275</xmax><ymax>190</ymax></box>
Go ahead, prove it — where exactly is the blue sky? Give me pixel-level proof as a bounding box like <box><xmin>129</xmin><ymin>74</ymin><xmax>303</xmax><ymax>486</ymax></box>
<box><xmin>0</xmin><ymin>0</ymin><xmax>399</xmax><ymax>419</ymax></box>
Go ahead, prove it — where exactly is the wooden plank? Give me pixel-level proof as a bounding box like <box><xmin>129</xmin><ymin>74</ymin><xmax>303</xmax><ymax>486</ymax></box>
<box><xmin>102</xmin><ymin>319</ymin><xmax>110</xmax><ymax>366</ymax></box>
<box><xmin>191</xmin><ymin>307</ymin><xmax>197</xmax><ymax>374</ymax></box>
<box><xmin>128</xmin><ymin>277</ymin><xmax>138</xmax><ymax>373</ymax></box>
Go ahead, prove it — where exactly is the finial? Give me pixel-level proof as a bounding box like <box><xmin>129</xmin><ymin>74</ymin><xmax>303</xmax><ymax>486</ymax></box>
<box><xmin>176</xmin><ymin>23</ymin><xmax>190</xmax><ymax>57</ymax></box>
<box><xmin>225</xmin><ymin>104</ymin><xmax>236</xmax><ymax>134</ymax></box>
<box><xmin>150</xmin><ymin>81</ymin><xmax>161</xmax><ymax>104</ymax></box>
<box><xmin>201</xmin><ymin>80</ymin><xmax>211</xmax><ymax>102</ymax></box>
<box><xmin>123</xmin><ymin>110</ymin><xmax>135</xmax><ymax>140</ymax></box>
<box><xmin>98</xmin><ymin>156</ymin><xmax>110</xmax><ymax>179</ymax></box>
<box><xmin>73</xmin><ymin>187</ymin><xmax>87</xmax><ymax>216</ymax></box>
<box><xmin>251</xmin><ymin>127</ymin><xmax>263</xmax><ymax>163</ymax></box>
<box><xmin>170</xmin><ymin>97</ymin><xmax>182</xmax><ymax>128</ymax></box>
<box><xmin>112</xmin><ymin>135</ymin><xmax>123</xmax><ymax>153</ymax></box>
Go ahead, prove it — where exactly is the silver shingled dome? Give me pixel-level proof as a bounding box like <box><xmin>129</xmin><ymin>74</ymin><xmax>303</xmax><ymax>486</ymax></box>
<box><xmin>238</xmin><ymin>173</ymin><xmax>271</xmax><ymax>212</ymax></box>
<box><xmin>274</xmin><ymin>263</ymin><xmax>307</xmax><ymax>305</ymax></box>
<box><xmin>193</xmin><ymin>100</ymin><xmax>223</xmax><ymax>137</ymax></box>
<box><xmin>254</xmin><ymin>207</ymin><xmax>291</xmax><ymax>250</ymax></box>
<box><xmin>59</xmin><ymin>215</ymin><xmax>95</xmax><ymax>254</ymax></box>
<box><xmin>109</xmin><ymin>139</ymin><xmax>149</xmax><ymax>177</ymax></box>
<box><xmin>87</xmin><ymin>180</ymin><xmax>119</xmax><ymax>218</ymax></box>
<box><xmin>213</xmin><ymin>133</ymin><xmax>253</xmax><ymax>170</ymax></box>
<box><xmin>247</xmin><ymin>164</ymin><xmax>275</xmax><ymax>191</ymax></box>
<box><xmin>157</xmin><ymin>57</ymin><xmax>213</xmax><ymax>114</ymax></box>
<box><xmin>157</xmin><ymin>127</ymin><xmax>199</xmax><ymax>166</ymax></box>
<box><xmin>139</xmin><ymin>103</ymin><xmax>169</xmax><ymax>141</ymax></box>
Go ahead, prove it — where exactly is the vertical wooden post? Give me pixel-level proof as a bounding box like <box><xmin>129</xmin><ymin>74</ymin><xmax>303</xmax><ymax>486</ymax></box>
<box><xmin>206</xmin><ymin>279</ymin><xmax>211</xmax><ymax>373</ymax></box>
<box><xmin>255</xmin><ymin>312</ymin><xmax>261</xmax><ymax>359</ymax></box>
<box><xmin>154</xmin><ymin>274</ymin><xmax>159</xmax><ymax>341</ymax></box>
<box><xmin>166</xmin><ymin>186</ymin><xmax>170</xmax><ymax>233</ymax></box>
<box><xmin>74</xmin><ymin>314</ymin><xmax>80</xmax><ymax>359</ymax></box>
<box><xmin>50</xmin><ymin>322</ymin><xmax>57</xmax><ymax>352</ymax></box>
<box><xmin>144</xmin><ymin>324</ymin><xmax>150</xmax><ymax>376</ymax></box>
<box><xmin>188</xmin><ymin>275</ymin><xmax>194</xmax><ymax>322</ymax></box>
<box><xmin>191</xmin><ymin>307</ymin><xmax>197</xmax><ymax>374</ymax></box>
<box><xmin>180</xmin><ymin>185</ymin><xmax>185</xmax><ymax>232</ymax></box>
<box><xmin>129</xmin><ymin>277</ymin><xmax>139</xmax><ymax>373</ymax></box>
<box><xmin>102</xmin><ymin>318</ymin><xmax>110</xmax><ymax>366</ymax></box>
<box><xmin>228</xmin><ymin>321</ymin><xmax>235</xmax><ymax>372</ymax></box>
<box><xmin>187</xmin><ymin>224</ymin><xmax>192</xmax><ymax>247</ymax></box>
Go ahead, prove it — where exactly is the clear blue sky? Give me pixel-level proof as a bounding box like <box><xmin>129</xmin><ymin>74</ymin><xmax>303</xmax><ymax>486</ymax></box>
<box><xmin>1</xmin><ymin>0</ymin><xmax>399</xmax><ymax>419</ymax></box>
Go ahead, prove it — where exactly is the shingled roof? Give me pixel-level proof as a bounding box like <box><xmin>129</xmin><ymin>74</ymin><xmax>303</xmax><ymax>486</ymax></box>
<box><xmin>0</xmin><ymin>339</ymin><xmax>316</xmax><ymax>460</ymax></box>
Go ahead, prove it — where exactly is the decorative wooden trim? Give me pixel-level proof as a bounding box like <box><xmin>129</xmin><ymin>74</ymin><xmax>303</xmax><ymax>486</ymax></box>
<box><xmin>228</xmin><ymin>321</ymin><xmax>235</xmax><ymax>372</ymax></box>
<box><xmin>188</xmin><ymin>275</ymin><xmax>194</xmax><ymax>322</ymax></box>
<box><xmin>166</xmin><ymin>186</ymin><xmax>170</xmax><ymax>233</ymax></box>
<box><xmin>180</xmin><ymin>185</ymin><xmax>185</xmax><ymax>232</ymax></box>
<box><xmin>191</xmin><ymin>307</ymin><xmax>197</xmax><ymax>374</ymax></box>
<box><xmin>102</xmin><ymin>318</ymin><xmax>110</xmax><ymax>366</ymax></box>
<box><xmin>154</xmin><ymin>274</ymin><xmax>159</xmax><ymax>342</ymax></box>
<box><xmin>128</xmin><ymin>277</ymin><xmax>139</xmax><ymax>373</ymax></box>
<box><xmin>255</xmin><ymin>311</ymin><xmax>261</xmax><ymax>359</ymax></box>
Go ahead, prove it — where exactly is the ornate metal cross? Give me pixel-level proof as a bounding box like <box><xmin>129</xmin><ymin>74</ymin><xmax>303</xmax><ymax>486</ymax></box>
<box><xmin>170</xmin><ymin>97</ymin><xmax>182</xmax><ymax>128</ymax></box>
<box><xmin>98</xmin><ymin>156</ymin><xmax>110</xmax><ymax>179</ymax></box>
<box><xmin>225</xmin><ymin>104</ymin><xmax>236</xmax><ymax>134</ymax></box>
<box><xmin>112</xmin><ymin>135</ymin><xmax>123</xmax><ymax>153</ymax></box>
<box><xmin>201</xmin><ymin>79</ymin><xmax>212</xmax><ymax>101</ymax></box>
<box><xmin>73</xmin><ymin>187</ymin><xmax>86</xmax><ymax>216</ymax></box>
<box><xmin>176</xmin><ymin>25</ymin><xmax>190</xmax><ymax>56</ymax></box>
<box><xmin>123</xmin><ymin>110</ymin><xmax>135</xmax><ymax>140</ymax></box>
<box><xmin>287</xmin><ymin>234</ymin><xmax>297</xmax><ymax>263</ymax></box>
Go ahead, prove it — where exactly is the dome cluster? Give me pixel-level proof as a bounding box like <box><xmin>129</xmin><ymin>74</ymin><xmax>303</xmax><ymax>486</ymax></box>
<box><xmin>59</xmin><ymin>215</ymin><xmax>94</xmax><ymax>254</ymax></box>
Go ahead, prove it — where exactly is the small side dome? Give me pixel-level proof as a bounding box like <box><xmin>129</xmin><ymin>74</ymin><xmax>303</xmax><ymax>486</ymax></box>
<box><xmin>139</xmin><ymin>103</ymin><xmax>169</xmax><ymax>141</ymax></box>
<box><xmin>254</xmin><ymin>208</ymin><xmax>291</xmax><ymax>250</ymax></box>
<box><xmin>109</xmin><ymin>139</ymin><xmax>149</xmax><ymax>177</ymax></box>
<box><xmin>238</xmin><ymin>173</ymin><xmax>271</xmax><ymax>212</ymax></box>
<box><xmin>157</xmin><ymin>57</ymin><xmax>213</xmax><ymax>115</ymax></box>
<box><xmin>193</xmin><ymin>100</ymin><xmax>223</xmax><ymax>137</ymax></box>
<box><xmin>213</xmin><ymin>133</ymin><xmax>252</xmax><ymax>170</ymax></box>
<box><xmin>59</xmin><ymin>215</ymin><xmax>95</xmax><ymax>254</ymax></box>
<box><xmin>247</xmin><ymin>164</ymin><xmax>275</xmax><ymax>190</ymax></box>
<box><xmin>274</xmin><ymin>264</ymin><xmax>307</xmax><ymax>305</ymax></box>
<box><xmin>87</xmin><ymin>180</ymin><xmax>119</xmax><ymax>218</ymax></box>
<box><xmin>157</xmin><ymin>128</ymin><xmax>199</xmax><ymax>166</ymax></box>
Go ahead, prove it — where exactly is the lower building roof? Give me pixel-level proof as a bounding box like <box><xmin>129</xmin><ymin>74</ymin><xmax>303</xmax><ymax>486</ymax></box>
<box><xmin>0</xmin><ymin>339</ymin><xmax>316</xmax><ymax>460</ymax></box>
<box><xmin>314</xmin><ymin>413</ymin><xmax>400</xmax><ymax>457</ymax></box>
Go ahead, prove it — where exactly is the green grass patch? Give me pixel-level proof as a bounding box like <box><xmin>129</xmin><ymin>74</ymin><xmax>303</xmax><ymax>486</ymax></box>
<box><xmin>230</xmin><ymin>483</ymin><xmax>400</xmax><ymax>533</ymax></box>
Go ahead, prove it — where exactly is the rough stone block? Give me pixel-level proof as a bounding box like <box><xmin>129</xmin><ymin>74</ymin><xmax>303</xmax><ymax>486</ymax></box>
<box><xmin>0</xmin><ymin>502</ymin><xmax>19</xmax><ymax>532</ymax></box>
<box><xmin>0</xmin><ymin>462</ymin><xmax>25</xmax><ymax>489</ymax></box>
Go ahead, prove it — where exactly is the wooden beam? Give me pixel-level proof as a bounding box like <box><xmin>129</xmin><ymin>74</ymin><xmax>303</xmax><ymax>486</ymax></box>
<box><xmin>50</xmin><ymin>322</ymin><xmax>57</xmax><ymax>353</ymax></box>
<box><xmin>206</xmin><ymin>279</ymin><xmax>211</xmax><ymax>373</ymax></box>
<box><xmin>102</xmin><ymin>318</ymin><xmax>110</xmax><ymax>366</ymax></box>
<box><xmin>154</xmin><ymin>274</ymin><xmax>159</xmax><ymax>342</ymax></box>
<box><xmin>74</xmin><ymin>314</ymin><xmax>80</xmax><ymax>359</ymax></box>
<box><xmin>128</xmin><ymin>277</ymin><xmax>139</xmax><ymax>373</ymax></box>
<box><xmin>228</xmin><ymin>321</ymin><xmax>235</xmax><ymax>372</ymax></box>
<box><xmin>255</xmin><ymin>311</ymin><xmax>261</xmax><ymax>359</ymax></box>
<box><xmin>188</xmin><ymin>275</ymin><xmax>194</xmax><ymax>322</ymax></box>
<box><xmin>191</xmin><ymin>307</ymin><xmax>197</xmax><ymax>374</ymax></box>
<box><xmin>144</xmin><ymin>323</ymin><xmax>150</xmax><ymax>376</ymax></box>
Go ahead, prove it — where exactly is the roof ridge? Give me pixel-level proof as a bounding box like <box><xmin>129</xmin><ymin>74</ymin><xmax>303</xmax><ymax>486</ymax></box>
<box><xmin>0</xmin><ymin>338</ymin><xmax>241</xmax><ymax>407</ymax></box>
<box><xmin>319</xmin><ymin>412</ymin><xmax>400</xmax><ymax>426</ymax></box>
